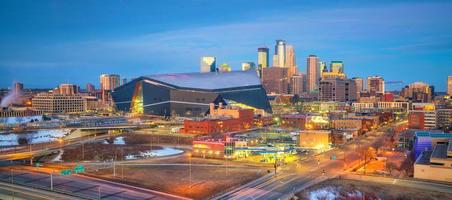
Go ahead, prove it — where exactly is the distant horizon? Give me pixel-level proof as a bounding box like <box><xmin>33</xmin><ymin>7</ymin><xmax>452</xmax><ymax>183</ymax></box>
<box><xmin>1</xmin><ymin>0</ymin><xmax>451</xmax><ymax>90</ymax></box>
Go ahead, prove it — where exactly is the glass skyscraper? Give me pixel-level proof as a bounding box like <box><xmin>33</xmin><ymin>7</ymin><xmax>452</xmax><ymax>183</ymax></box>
<box><xmin>200</xmin><ymin>56</ymin><xmax>216</xmax><ymax>73</ymax></box>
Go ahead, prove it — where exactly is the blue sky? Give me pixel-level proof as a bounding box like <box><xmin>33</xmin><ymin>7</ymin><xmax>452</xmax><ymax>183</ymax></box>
<box><xmin>0</xmin><ymin>0</ymin><xmax>451</xmax><ymax>91</ymax></box>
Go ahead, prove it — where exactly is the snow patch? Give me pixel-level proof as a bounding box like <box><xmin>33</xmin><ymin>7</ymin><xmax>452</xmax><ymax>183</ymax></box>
<box><xmin>125</xmin><ymin>147</ymin><xmax>184</xmax><ymax>160</ymax></box>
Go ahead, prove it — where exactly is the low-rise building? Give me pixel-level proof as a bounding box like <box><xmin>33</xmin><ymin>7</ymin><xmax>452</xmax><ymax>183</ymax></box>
<box><xmin>299</xmin><ymin>130</ymin><xmax>331</xmax><ymax>149</ymax></box>
<box><xmin>281</xmin><ymin>114</ymin><xmax>306</xmax><ymax>129</ymax></box>
<box><xmin>414</xmin><ymin>140</ymin><xmax>452</xmax><ymax>183</ymax></box>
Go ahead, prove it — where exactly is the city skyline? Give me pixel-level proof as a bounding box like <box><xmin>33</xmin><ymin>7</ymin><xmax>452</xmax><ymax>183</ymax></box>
<box><xmin>1</xmin><ymin>0</ymin><xmax>451</xmax><ymax>91</ymax></box>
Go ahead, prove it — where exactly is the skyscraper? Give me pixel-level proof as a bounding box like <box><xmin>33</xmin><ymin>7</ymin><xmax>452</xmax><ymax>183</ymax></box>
<box><xmin>307</xmin><ymin>55</ymin><xmax>320</xmax><ymax>93</ymax></box>
<box><xmin>241</xmin><ymin>62</ymin><xmax>256</xmax><ymax>71</ymax></box>
<box><xmin>318</xmin><ymin>77</ymin><xmax>357</xmax><ymax>102</ymax></box>
<box><xmin>352</xmin><ymin>77</ymin><xmax>363</xmax><ymax>100</ymax></box>
<box><xmin>448</xmin><ymin>76</ymin><xmax>452</xmax><ymax>96</ymax></box>
<box><xmin>274</xmin><ymin>40</ymin><xmax>286</xmax><ymax>67</ymax></box>
<box><xmin>86</xmin><ymin>83</ymin><xmax>95</xmax><ymax>93</ymax></box>
<box><xmin>290</xmin><ymin>75</ymin><xmax>304</xmax><ymax>96</ymax></box>
<box><xmin>257</xmin><ymin>47</ymin><xmax>269</xmax><ymax>69</ymax></box>
<box><xmin>352</xmin><ymin>77</ymin><xmax>364</xmax><ymax>92</ymax></box>
<box><xmin>262</xmin><ymin>67</ymin><xmax>289</xmax><ymax>94</ymax></box>
<box><xmin>13</xmin><ymin>82</ymin><xmax>24</xmax><ymax>95</ymax></box>
<box><xmin>367</xmin><ymin>76</ymin><xmax>385</xmax><ymax>95</ymax></box>
<box><xmin>285</xmin><ymin>45</ymin><xmax>297</xmax><ymax>78</ymax></box>
<box><xmin>319</xmin><ymin>61</ymin><xmax>327</xmax><ymax>77</ymax></box>
<box><xmin>330</xmin><ymin>61</ymin><xmax>344</xmax><ymax>73</ymax></box>
<box><xmin>59</xmin><ymin>84</ymin><xmax>78</xmax><ymax>95</ymax></box>
<box><xmin>100</xmin><ymin>74</ymin><xmax>120</xmax><ymax>102</ymax></box>
<box><xmin>200</xmin><ymin>56</ymin><xmax>216</xmax><ymax>73</ymax></box>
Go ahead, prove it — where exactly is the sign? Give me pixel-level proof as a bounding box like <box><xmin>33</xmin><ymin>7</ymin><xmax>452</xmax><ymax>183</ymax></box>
<box><xmin>74</xmin><ymin>165</ymin><xmax>85</xmax><ymax>174</ymax></box>
<box><xmin>60</xmin><ymin>169</ymin><xmax>72</xmax><ymax>176</ymax></box>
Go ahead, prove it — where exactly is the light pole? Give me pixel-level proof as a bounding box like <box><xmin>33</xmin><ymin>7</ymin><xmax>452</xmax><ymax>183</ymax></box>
<box><xmin>50</xmin><ymin>171</ymin><xmax>53</xmax><ymax>190</ymax></box>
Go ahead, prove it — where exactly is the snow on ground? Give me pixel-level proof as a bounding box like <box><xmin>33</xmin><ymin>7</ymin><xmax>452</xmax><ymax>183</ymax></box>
<box><xmin>0</xmin><ymin>129</ymin><xmax>69</xmax><ymax>146</ymax></box>
<box><xmin>308</xmin><ymin>186</ymin><xmax>366</xmax><ymax>200</ymax></box>
<box><xmin>125</xmin><ymin>147</ymin><xmax>184</xmax><ymax>160</ymax></box>
<box><xmin>113</xmin><ymin>136</ymin><xmax>125</xmax><ymax>145</ymax></box>
<box><xmin>51</xmin><ymin>150</ymin><xmax>64</xmax><ymax>162</ymax></box>
<box><xmin>0</xmin><ymin>115</ymin><xmax>43</xmax><ymax>124</ymax></box>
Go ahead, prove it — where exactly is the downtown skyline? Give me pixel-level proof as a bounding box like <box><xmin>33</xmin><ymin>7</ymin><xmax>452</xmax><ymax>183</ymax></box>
<box><xmin>1</xmin><ymin>0</ymin><xmax>451</xmax><ymax>91</ymax></box>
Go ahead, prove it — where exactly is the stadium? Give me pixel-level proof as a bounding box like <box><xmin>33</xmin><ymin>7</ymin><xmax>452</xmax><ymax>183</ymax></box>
<box><xmin>111</xmin><ymin>70</ymin><xmax>271</xmax><ymax>117</ymax></box>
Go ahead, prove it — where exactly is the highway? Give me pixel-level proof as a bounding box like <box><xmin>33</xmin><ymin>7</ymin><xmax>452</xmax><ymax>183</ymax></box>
<box><xmin>213</xmin><ymin>121</ymin><xmax>408</xmax><ymax>200</ymax></box>
<box><xmin>0</xmin><ymin>133</ymin><xmax>115</xmax><ymax>161</ymax></box>
<box><xmin>0</xmin><ymin>168</ymin><xmax>189</xmax><ymax>200</ymax></box>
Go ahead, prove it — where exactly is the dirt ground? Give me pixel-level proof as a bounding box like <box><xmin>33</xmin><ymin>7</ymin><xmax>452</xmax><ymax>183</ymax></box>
<box><xmin>85</xmin><ymin>156</ymin><xmax>270</xmax><ymax>200</ymax></box>
<box><xmin>296</xmin><ymin>178</ymin><xmax>451</xmax><ymax>200</ymax></box>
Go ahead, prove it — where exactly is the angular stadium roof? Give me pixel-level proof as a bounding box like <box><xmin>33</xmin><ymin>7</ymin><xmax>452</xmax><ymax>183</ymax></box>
<box><xmin>144</xmin><ymin>70</ymin><xmax>261</xmax><ymax>91</ymax></box>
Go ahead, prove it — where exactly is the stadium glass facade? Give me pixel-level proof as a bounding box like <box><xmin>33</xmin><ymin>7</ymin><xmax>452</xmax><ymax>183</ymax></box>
<box><xmin>112</xmin><ymin>71</ymin><xmax>272</xmax><ymax>117</ymax></box>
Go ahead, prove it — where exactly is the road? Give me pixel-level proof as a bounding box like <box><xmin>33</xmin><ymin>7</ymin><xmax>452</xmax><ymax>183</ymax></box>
<box><xmin>0</xmin><ymin>168</ymin><xmax>189</xmax><ymax>200</ymax></box>
<box><xmin>213</xmin><ymin>121</ymin><xmax>407</xmax><ymax>200</ymax></box>
<box><xmin>0</xmin><ymin>133</ymin><xmax>115</xmax><ymax>161</ymax></box>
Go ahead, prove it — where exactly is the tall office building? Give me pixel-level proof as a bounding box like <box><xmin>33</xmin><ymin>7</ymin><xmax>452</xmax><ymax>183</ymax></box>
<box><xmin>13</xmin><ymin>82</ymin><xmax>24</xmax><ymax>94</ymax></box>
<box><xmin>274</xmin><ymin>40</ymin><xmax>286</xmax><ymax>67</ymax></box>
<box><xmin>241</xmin><ymin>62</ymin><xmax>256</xmax><ymax>71</ymax></box>
<box><xmin>352</xmin><ymin>77</ymin><xmax>363</xmax><ymax>100</ymax></box>
<box><xmin>307</xmin><ymin>55</ymin><xmax>320</xmax><ymax>93</ymax></box>
<box><xmin>330</xmin><ymin>61</ymin><xmax>344</xmax><ymax>73</ymax></box>
<box><xmin>318</xmin><ymin>77</ymin><xmax>357</xmax><ymax>102</ymax></box>
<box><xmin>352</xmin><ymin>77</ymin><xmax>364</xmax><ymax>92</ymax></box>
<box><xmin>285</xmin><ymin>45</ymin><xmax>297</xmax><ymax>78</ymax></box>
<box><xmin>319</xmin><ymin>61</ymin><xmax>327</xmax><ymax>77</ymax></box>
<box><xmin>86</xmin><ymin>83</ymin><xmax>95</xmax><ymax>93</ymax></box>
<box><xmin>290</xmin><ymin>75</ymin><xmax>305</xmax><ymax>96</ymax></box>
<box><xmin>100</xmin><ymin>74</ymin><xmax>120</xmax><ymax>102</ymax></box>
<box><xmin>367</xmin><ymin>76</ymin><xmax>385</xmax><ymax>95</ymax></box>
<box><xmin>200</xmin><ymin>56</ymin><xmax>216</xmax><ymax>73</ymax></box>
<box><xmin>59</xmin><ymin>84</ymin><xmax>78</xmax><ymax>95</ymax></box>
<box><xmin>401</xmin><ymin>82</ymin><xmax>433</xmax><ymax>103</ymax></box>
<box><xmin>262</xmin><ymin>67</ymin><xmax>289</xmax><ymax>94</ymax></box>
<box><xmin>448</xmin><ymin>76</ymin><xmax>452</xmax><ymax>96</ymax></box>
<box><xmin>257</xmin><ymin>47</ymin><xmax>269</xmax><ymax>69</ymax></box>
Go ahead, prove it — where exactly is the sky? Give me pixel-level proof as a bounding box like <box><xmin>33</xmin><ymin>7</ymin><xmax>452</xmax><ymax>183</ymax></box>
<box><xmin>0</xmin><ymin>0</ymin><xmax>451</xmax><ymax>91</ymax></box>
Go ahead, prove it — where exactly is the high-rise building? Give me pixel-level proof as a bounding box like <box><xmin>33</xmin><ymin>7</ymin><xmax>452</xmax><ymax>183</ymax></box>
<box><xmin>86</xmin><ymin>83</ymin><xmax>95</xmax><ymax>93</ymax></box>
<box><xmin>367</xmin><ymin>76</ymin><xmax>385</xmax><ymax>95</ymax></box>
<box><xmin>262</xmin><ymin>67</ymin><xmax>289</xmax><ymax>94</ymax></box>
<box><xmin>59</xmin><ymin>84</ymin><xmax>78</xmax><ymax>95</ymax></box>
<box><xmin>100</xmin><ymin>74</ymin><xmax>120</xmax><ymax>102</ymax></box>
<box><xmin>319</xmin><ymin>61</ymin><xmax>327</xmax><ymax>77</ymax></box>
<box><xmin>13</xmin><ymin>82</ymin><xmax>24</xmax><ymax>94</ymax></box>
<box><xmin>330</xmin><ymin>61</ymin><xmax>344</xmax><ymax>73</ymax></box>
<box><xmin>257</xmin><ymin>47</ymin><xmax>269</xmax><ymax>69</ymax></box>
<box><xmin>285</xmin><ymin>45</ymin><xmax>297</xmax><ymax>77</ymax></box>
<box><xmin>200</xmin><ymin>56</ymin><xmax>216</xmax><ymax>73</ymax></box>
<box><xmin>290</xmin><ymin>75</ymin><xmax>304</xmax><ymax>96</ymax></box>
<box><xmin>274</xmin><ymin>40</ymin><xmax>286</xmax><ymax>67</ymax></box>
<box><xmin>352</xmin><ymin>77</ymin><xmax>363</xmax><ymax>100</ymax></box>
<box><xmin>352</xmin><ymin>77</ymin><xmax>364</xmax><ymax>92</ymax></box>
<box><xmin>318</xmin><ymin>77</ymin><xmax>357</xmax><ymax>102</ymax></box>
<box><xmin>307</xmin><ymin>55</ymin><xmax>320</xmax><ymax>93</ymax></box>
<box><xmin>448</xmin><ymin>76</ymin><xmax>452</xmax><ymax>96</ymax></box>
<box><xmin>32</xmin><ymin>93</ymin><xmax>86</xmax><ymax>113</ymax></box>
<box><xmin>401</xmin><ymin>82</ymin><xmax>433</xmax><ymax>103</ymax></box>
<box><xmin>241</xmin><ymin>62</ymin><xmax>256</xmax><ymax>71</ymax></box>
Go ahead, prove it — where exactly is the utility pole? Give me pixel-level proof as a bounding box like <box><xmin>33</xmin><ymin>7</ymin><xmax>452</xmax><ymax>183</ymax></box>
<box><xmin>50</xmin><ymin>171</ymin><xmax>53</xmax><ymax>190</ymax></box>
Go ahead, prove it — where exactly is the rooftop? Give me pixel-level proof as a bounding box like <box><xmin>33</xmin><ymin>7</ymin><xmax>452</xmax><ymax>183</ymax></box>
<box><xmin>144</xmin><ymin>70</ymin><xmax>261</xmax><ymax>90</ymax></box>
<box><xmin>415</xmin><ymin>150</ymin><xmax>432</xmax><ymax>165</ymax></box>
<box><xmin>431</xmin><ymin>143</ymin><xmax>448</xmax><ymax>159</ymax></box>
